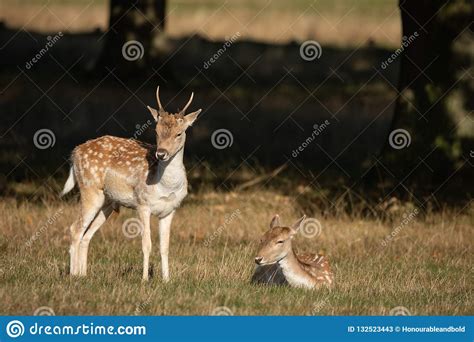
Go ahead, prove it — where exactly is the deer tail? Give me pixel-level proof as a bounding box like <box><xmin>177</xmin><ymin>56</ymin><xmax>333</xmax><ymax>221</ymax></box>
<box><xmin>60</xmin><ymin>166</ymin><xmax>76</xmax><ymax>197</ymax></box>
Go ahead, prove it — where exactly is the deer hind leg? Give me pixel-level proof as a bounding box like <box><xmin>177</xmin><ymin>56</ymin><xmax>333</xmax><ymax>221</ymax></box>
<box><xmin>77</xmin><ymin>203</ymin><xmax>115</xmax><ymax>276</ymax></box>
<box><xmin>69</xmin><ymin>220</ymin><xmax>83</xmax><ymax>276</ymax></box>
<box><xmin>69</xmin><ymin>190</ymin><xmax>105</xmax><ymax>276</ymax></box>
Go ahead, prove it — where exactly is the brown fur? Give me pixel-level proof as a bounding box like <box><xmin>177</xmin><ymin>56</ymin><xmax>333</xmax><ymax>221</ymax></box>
<box><xmin>63</xmin><ymin>86</ymin><xmax>201</xmax><ymax>281</ymax></box>
<box><xmin>253</xmin><ymin>216</ymin><xmax>334</xmax><ymax>289</ymax></box>
<box><xmin>72</xmin><ymin>136</ymin><xmax>156</xmax><ymax>190</ymax></box>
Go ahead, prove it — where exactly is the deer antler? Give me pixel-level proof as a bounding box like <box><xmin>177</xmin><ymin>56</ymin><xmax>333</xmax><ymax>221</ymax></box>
<box><xmin>156</xmin><ymin>86</ymin><xmax>165</xmax><ymax>113</ymax></box>
<box><xmin>179</xmin><ymin>92</ymin><xmax>194</xmax><ymax>115</ymax></box>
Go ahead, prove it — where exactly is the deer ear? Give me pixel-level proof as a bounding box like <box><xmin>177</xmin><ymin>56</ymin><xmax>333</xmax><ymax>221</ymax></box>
<box><xmin>184</xmin><ymin>109</ymin><xmax>201</xmax><ymax>128</ymax></box>
<box><xmin>270</xmin><ymin>214</ymin><xmax>281</xmax><ymax>229</ymax></box>
<box><xmin>147</xmin><ymin>106</ymin><xmax>160</xmax><ymax>122</ymax></box>
<box><xmin>290</xmin><ymin>215</ymin><xmax>306</xmax><ymax>234</ymax></box>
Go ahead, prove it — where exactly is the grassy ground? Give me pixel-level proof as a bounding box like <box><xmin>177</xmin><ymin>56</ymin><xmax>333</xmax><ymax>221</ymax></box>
<box><xmin>1</xmin><ymin>186</ymin><xmax>472</xmax><ymax>315</ymax></box>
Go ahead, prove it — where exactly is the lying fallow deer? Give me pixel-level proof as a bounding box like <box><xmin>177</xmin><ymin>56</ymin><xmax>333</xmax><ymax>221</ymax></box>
<box><xmin>61</xmin><ymin>86</ymin><xmax>201</xmax><ymax>281</ymax></box>
<box><xmin>252</xmin><ymin>215</ymin><xmax>334</xmax><ymax>289</ymax></box>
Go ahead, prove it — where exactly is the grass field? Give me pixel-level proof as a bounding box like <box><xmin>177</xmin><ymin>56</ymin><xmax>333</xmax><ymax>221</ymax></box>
<box><xmin>1</xmin><ymin>186</ymin><xmax>472</xmax><ymax>315</ymax></box>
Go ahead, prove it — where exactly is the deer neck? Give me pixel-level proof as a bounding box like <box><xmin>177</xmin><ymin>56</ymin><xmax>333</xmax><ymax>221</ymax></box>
<box><xmin>155</xmin><ymin>147</ymin><xmax>186</xmax><ymax>190</ymax></box>
<box><xmin>278</xmin><ymin>248</ymin><xmax>314</xmax><ymax>289</ymax></box>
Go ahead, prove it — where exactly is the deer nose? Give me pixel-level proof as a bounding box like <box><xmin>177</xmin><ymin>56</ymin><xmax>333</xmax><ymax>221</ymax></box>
<box><xmin>255</xmin><ymin>257</ymin><xmax>263</xmax><ymax>265</ymax></box>
<box><xmin>155</xmin><ymin>149</ymin><xmax>168</xmax><ymax>160</ymax></box>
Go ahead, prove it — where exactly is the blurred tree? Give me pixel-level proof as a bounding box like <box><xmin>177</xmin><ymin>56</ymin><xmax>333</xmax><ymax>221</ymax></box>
<box><xmin>98</xmin><ymin>0</ymin><xmax>167</xmax><ymax>73</ymax></box>
<box><xmin>383</xmin><ymin>0</ymin><xmax>473</xmax><ymax>182</ymax></box>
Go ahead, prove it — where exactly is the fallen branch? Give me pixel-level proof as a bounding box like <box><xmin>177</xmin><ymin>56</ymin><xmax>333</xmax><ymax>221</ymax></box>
<box><xmin>235</xmin><ymin>163</ymin><xmax>288</xmax><ymax>191</ymax></box>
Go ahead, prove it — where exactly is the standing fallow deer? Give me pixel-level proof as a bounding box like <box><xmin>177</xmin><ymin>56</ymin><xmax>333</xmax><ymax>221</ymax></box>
<box><xmin>61</xmin><ymin>86</ymin><xmax>201</xmax><ymax>281</ymax></box>
<box><xmin>252</xmin><ymin>215</ymin><xmax>334</xmax><ymax>289</ymax></box>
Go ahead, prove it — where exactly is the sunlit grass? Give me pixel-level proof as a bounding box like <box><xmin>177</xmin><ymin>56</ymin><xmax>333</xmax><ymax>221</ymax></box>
<box><xmin>0</xmin><ymin>189</ymin><xmax>472</xmax><ymax>315</ymax></box>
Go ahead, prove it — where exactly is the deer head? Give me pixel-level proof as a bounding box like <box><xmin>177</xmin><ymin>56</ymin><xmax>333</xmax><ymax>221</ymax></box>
<box><xmin>146</xmin><ymin>86</ymin><xmax>201</xmax><ymax>161</ymax></box>
<box><xmin>254</xmin><ymin>215</ymin><xmax>306</xmax><ymax>265</ymax></box>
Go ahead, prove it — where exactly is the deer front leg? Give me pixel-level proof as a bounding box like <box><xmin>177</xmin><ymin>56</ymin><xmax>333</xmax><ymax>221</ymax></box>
<box><xmin>159</xmin><ymin>211</ymin><xmax>175</xmax><ymax>282</ymax></box>
<box><xmin>138</xmin><ymin>207</ymin><xmax>152</xmax><ymax>281</ymax></box>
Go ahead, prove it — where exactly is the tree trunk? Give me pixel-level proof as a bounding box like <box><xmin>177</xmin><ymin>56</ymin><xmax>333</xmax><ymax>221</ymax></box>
<box><xmin>97</xmin><ymin>0</ymin><xmax>167</xmax><ymax>74</ymax></box>
<box><xmin>383</xmin><ymin>0</ymin><xmax>473</xmax><ymax>184</ymax></box>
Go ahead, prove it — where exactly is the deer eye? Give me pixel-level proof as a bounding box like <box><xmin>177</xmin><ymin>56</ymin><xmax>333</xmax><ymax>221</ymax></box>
<box><xmin>176</xmin><ymin>132</ymin><xmax>183</xmax><ymax>138</ymax></box>
<box><xmin>276</xmin><ymin>240</ymin><xmax>284</xmax><ymax>244</ymax></box>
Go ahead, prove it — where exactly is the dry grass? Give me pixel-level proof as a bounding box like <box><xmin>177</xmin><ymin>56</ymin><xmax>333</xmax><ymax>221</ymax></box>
<box><xmin>0</xmin><ymin>186</ymin><xmax>472</xmax><ymax>315</ymax></box>
<box><xmin>1</xmin><ymin>0</ymin><xmax>401</xmax><ymax>46</ymax></box>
